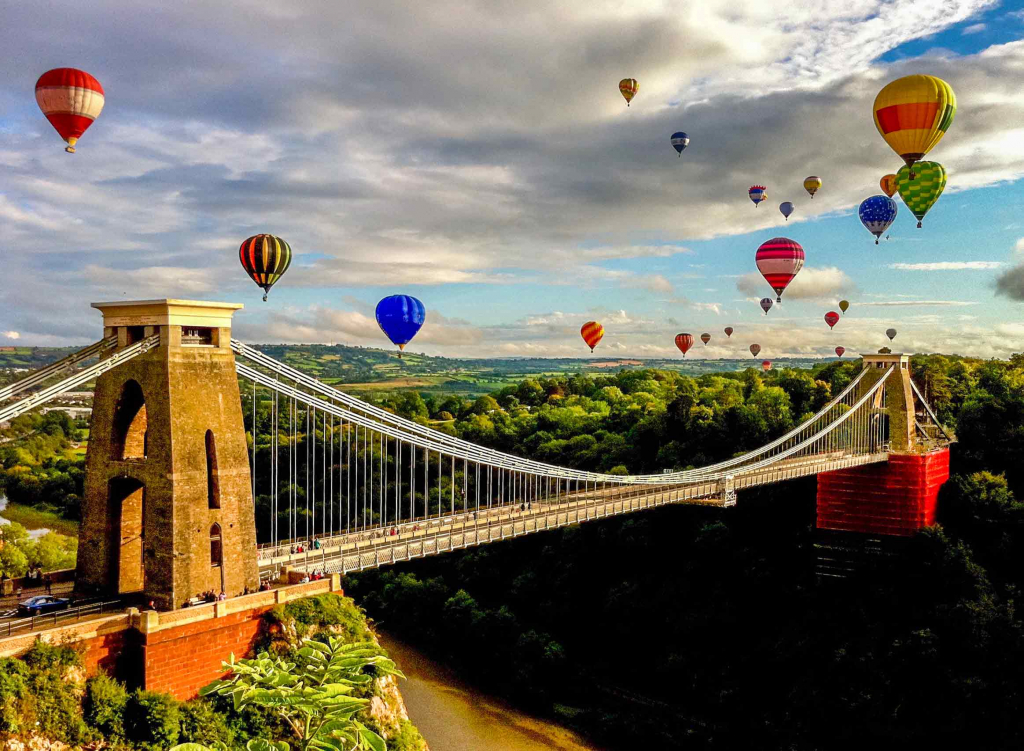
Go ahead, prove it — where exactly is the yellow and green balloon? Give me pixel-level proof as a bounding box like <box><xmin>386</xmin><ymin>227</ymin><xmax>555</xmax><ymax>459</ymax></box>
<box><xmin>896</xmin><ymin>161</ymin><xmax>946</xmax><ymax>228</ymax></box>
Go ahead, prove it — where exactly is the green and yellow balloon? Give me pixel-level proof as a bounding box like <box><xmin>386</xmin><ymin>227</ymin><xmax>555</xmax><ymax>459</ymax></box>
<box><xmin>896</xmin><ymin>161</ymin><xmax>946</xmax><ymax>228</ymax></box>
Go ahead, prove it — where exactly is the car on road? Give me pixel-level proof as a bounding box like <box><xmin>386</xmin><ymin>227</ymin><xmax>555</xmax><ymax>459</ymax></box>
<box><xmin>17</xmin><ymin>595</ymin><xmax>70</xmax><ymax>617</ymax></box>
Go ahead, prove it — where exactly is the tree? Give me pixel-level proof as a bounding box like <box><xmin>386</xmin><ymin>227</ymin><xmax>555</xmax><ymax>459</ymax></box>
<box><xmin>200</xmin><ymin>636</ymin><xmax>402</xmax><ymax>751</ymax></box>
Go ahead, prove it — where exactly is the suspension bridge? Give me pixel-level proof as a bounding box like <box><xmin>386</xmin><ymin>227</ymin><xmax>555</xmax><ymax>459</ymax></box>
<box><xmin>0</xmin><ymin>300</ymin><xmax>952</xmax><ymax>610</ymax></box>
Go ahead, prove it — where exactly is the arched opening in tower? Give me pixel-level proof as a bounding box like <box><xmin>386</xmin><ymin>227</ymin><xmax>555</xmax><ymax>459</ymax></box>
<box><xmin>111</xmin><ymin>379</ymin><xmax>148</xmax><ymax>460</ymax></box>
<box><xmin>109</xmin><ymin>476</ymin><xmax>146</xmax><ymax>595</ymax></box>
<box><xmin>205</xmin><ymin>430</ymin><xmax>220</xmax><ymax>509</ymax></box>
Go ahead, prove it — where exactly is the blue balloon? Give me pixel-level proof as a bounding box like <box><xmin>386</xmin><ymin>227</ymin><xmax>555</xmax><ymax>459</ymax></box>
<box><xmin>858</xmin><ymin>195</ymin><xmax>898</xmax><ymax>245</ymax></box>
<box><xmin>671</xmin><ymin>131</ymin><xmax>689</xmax><ymax>155</ymax></box>
<box><xmin>375</xmin><ymin>295</ymin><xmax>426</xmax><ymax>352</ymax></box>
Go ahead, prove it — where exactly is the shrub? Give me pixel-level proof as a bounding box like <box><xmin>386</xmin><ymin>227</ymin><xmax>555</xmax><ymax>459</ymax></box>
<box><xmin>84</xmin><ymin>674</ymin><xmax>128</xmax><ymax>740</ymax></box>
<box><xmin>26</xmin><ymin>664</ymin><xmax>88</xmax><ymax>743</ymax></box>
<box><xmin>178</xmin><ymin>698</ymin><xmax>237</xmax><ymax>747</ymax></box>
<box><xmin>389</xmin><ymin>719</ymin><xmax>428</xmax><ymax>751</ymax></box>
<box><xmin>125</xmin><ymin>690</ymin><xmax>181</xmax><ymax>749</ymax></box>
<box><xmin>0</xmin><ymin>657</ymin><xmax>29</xmax><ymax>733</ymax></box>
<box><xmin>22</xmin><ymin>638</ymin><xmax>81</xmax><ymax>671</ymax></box>
<box><xmin>269</xmin><ymin>594</ymin><xmax>373</xmax><ymax>642</ymax></box>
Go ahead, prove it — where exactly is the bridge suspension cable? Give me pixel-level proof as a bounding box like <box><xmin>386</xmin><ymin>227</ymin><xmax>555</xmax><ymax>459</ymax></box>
<box><xmin>238</xmin><ymin>354</ymin><xmax>894</xmax><ymax>568</ymax></box>
<box><xmin>0</xmin><ymin>336</ymin><xmax>159</xmax><ymax>424</ymax></box>
<box><xmin>233</xmin><ymin>339</ymin><xmax>870</xmax><ymax>484</ymax></box>
<box><xmin>0</xmin><ymin>337</ymin><xmax>116</xmax><ymax>401</ymax></box>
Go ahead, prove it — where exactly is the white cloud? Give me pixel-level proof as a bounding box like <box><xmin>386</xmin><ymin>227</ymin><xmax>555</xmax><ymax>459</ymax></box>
<box><xmin>736</xmin><ymin>266</ymin><xmax>853</xmax><ymax>301</ymax></box>
<box><xmin>2</xmin><ymin>331</ymin><xmax>20</xmax><ymax>340</ymax></box>
<box><xmin>1015</xmin><ymin>238</ymin><xmax>1024</xmax><ymax>254</ymax></box>
<box><xmin>856</xmin><ymin>300</ymin><xmax>979</xmax><ymax>307</ymax></box>
<box><xmin>887</xmin><ymin>261</ymin><xmax>1004</xmax><ymax>270</ymax></box>
<box><xmin>962</xmin><ymin>22</ymin><xmax>987</xmax><ymax>34</ymax></box>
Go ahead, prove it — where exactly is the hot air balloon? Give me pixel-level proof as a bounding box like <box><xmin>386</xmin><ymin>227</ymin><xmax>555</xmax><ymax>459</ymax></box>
<box><xmin>873</xmin><ymin>75</ymin><xmax>956</xmax><ymax>178</ymax></box>
<box><xmin>858</xmin><ymin>195</ymin><xmax>898</xmax><ymax>244</ymax></box>
<box><xmin>839</xmin><ymin>300</ymin><xmax>850</xmax><ymax>315</ymax></box>
<box><xmin>675</xmin><ymin>333</ymin><xmax>694</xmax><ymax>356</ymax></box>
<box><xmin>880</xmin><ymin>174</ymin><xmax>898</xmax><ymax>198</ymax></box>
<box><xmin>749</xmin><ymin>343</ymin><xmax>761</xmax><ymax>357</ymax></box>
<box><xmin>756</xmin><ymin>237</ymin><xmax>805</xmax><ymax>302</ymax></box>
<box><xmin>749</xmin><ymin>185</ymin><xmax>767</xmax><ymax>206</ymax></box>
<box><xmin>760</xmin><ymin>297</ymin><xmax>774</xmax><ymax>315</ymax></box>
<box><xmin>724</xmin><ymin>326</ymin><xmax>734</xmax><ymax>338</ymax></box>
<box><xmin>804</xmin><ymin>176</ymin><xmax>822</xmax><ymax>198</ymax></box>
<box><xmin>35</xmin><ymin>68</ymin><xmax>105</xmax><ymax>153</ymax></box>
<box><xmin>762</xmin><ymin>360</ymin><xmax>772</xmax><ymax>372</ymax></box>
<box><xmin>619</xmin><ymin>78</ymin><xmax>639</xmax><ymax>106</ymax></box>
<box><xmin>700</xmin><ymin>333</ymin><xmax>711</xmax><ymax>346</ymax></box>
<box><xmin>581</xmin><ymin>321</ymin><xmax>604</xmax><ymax>352</ymax></box>
<box><xmin>239</xmin><ymin>234</ymin><xmax>293</xmax><ymax>301</ymax></box>
<box><xmin>824</xmin><ymin>311</ymin><xmax>840</xmax><ymax>330</ymax></box>
<box><xmin>376</xmin><ymin>295</ymin><xmax>426</xmax><ymax>357</ymax></box>
<box><xmin>896</xmin><ymin>161</ymin><xmax>946</xmax><ymax>228</ymax></box>
<box><xmin>886</xmin><ymin>328</ymin><xmax>897</xmax><ymax>342</ymax></box>
<box><xmin>779</xmin><ymin>202</ymin><xmax>795</xmax><ymax>221</ymax></box>
<box><xmin>835</xmin><ymin>346</ymin><xmax>845</xmax><ymax>358</ymax></box>
<box><xmin>671</xmin><ymin>132</ymin><xmax>689</xmax><ymax>156</ymax></box>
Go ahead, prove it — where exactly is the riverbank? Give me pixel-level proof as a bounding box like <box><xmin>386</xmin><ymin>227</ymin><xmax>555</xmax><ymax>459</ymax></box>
<box><xmin>378</xmin><ymin>633</ymin><xmax>599</xmax><ymax>751</ymax></box>
<box><xmin>0</xmin><ymin>500</ymin><xmax>78</xmax><ymax>537</ymax></box>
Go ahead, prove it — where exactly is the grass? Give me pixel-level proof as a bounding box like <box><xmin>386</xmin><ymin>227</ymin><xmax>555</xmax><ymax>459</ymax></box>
<box><xmin>1</xmin><ymin>502</ymin><xmax>79</xmax><ymax>537</ymax></box>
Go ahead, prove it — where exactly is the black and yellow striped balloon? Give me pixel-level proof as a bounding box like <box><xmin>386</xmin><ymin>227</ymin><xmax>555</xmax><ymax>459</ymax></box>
<box><xmin>239</xmin><ymin>234</ymin><xmax>292</xmax><ymax>301</ymax></box>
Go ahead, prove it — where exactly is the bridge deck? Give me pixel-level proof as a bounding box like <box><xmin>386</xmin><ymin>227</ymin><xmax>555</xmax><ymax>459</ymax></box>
<box><xmin>261</xmin><ymin>450</ymin><xmax>889</xmax><ymax>575</ymax></box>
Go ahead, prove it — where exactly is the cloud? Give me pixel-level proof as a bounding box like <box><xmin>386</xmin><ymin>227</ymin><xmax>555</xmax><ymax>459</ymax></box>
<box><xmin>994</xmin><ymin>264</ymin><xmax>1024</xmax><ymax>301</ymax></box>
<box><xmin>887</xmin><ymin>261</ymin><xmax>1004</xmax><ymax>270</ymax></box>
<box><xmin>2</xmin><ymin>331</ymin><xmax>20</xmax><ymax>340</ymax></box>
<box><xmin>691</xmin><ymin>302</ymin><xmax>724</xmax><ymax>315</ymax></box>
<box><xmin>962</xmin><ymin>22</ymin><xmax>987</xmax><ymax>34</ymax></box>
<box><xmin>736</xmin><ymin>266</ymin><xmax>853</xmax><ymax>300</ymax></box>
<box><xmin>855</xmin><ymin>300</ymin><xmax>980</xmax><ymax>307</ymax></box>
<box><xmin>0</xmin><ymin>0</ymin><xmax>1018</xmax><ymax>357</ymax></box>
<box><xmin>1015</xmin><ymin>238</ymin><xmax>1024</xmax><ymax>254</ymax></box>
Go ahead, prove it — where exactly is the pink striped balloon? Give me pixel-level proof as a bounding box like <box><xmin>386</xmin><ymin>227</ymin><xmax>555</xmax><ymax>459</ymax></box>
<box><xmin>755</xmin><ymin>237</ymin><xmax>805</xmax><ymax>302</ymax></box>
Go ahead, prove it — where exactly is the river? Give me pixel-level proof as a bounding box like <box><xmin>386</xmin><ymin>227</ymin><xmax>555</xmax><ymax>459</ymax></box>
<box><xmin>378</xmin><ymin>634</ymin><xmax>601</xmax><ymax>751</ymax></box>
<box><xmin>0</xmin><ymin>494</ymin><xmax>52</xmax><ymax>539</ymax></box>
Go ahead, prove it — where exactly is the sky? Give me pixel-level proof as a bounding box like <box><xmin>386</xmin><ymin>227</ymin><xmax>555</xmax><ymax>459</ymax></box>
<box><xmin>2</xmin><ymin>0</ymin><xmax>1024</xmax><ymax>360</ymax></box>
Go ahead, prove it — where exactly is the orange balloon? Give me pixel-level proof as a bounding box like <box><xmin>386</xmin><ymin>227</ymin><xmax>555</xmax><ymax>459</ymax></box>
<box><xmin>880</xmin><ymin>173</ymin><xmax>898</xmax><ymax>197</ymax></box>
<box><xmin>619</xmin><ymin>78</ymin><xmax>639</xmax><ymax>106</ymax></box>
<box><xmin>581</xmin><ymin>321</ymin><xmax>604</xmax><ymax>352</ymax></box>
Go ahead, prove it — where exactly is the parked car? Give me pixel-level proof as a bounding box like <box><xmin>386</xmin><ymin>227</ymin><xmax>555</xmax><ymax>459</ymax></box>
<box><xmin>17</xmin><ymin>595</ymin><xmax>70</xmax><ymax>617</ymax></box>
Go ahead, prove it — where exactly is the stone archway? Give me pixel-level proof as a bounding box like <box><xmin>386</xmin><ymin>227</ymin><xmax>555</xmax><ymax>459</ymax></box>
<box><xmin>109</xmin><ymin>477</ymin><xmax>146</xmax><ymax>594</ymax></box>
<box><xmin>111</xmin><ymin>380</ymin><xmax>147</xmax><ymax>460</ymax></box>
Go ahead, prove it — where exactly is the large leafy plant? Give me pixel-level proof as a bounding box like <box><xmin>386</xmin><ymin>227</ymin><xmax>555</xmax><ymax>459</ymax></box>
<box><xmin>186</xmin><ymin>636</ymin><xmax>403</xmax><ymax>751</ymax></box>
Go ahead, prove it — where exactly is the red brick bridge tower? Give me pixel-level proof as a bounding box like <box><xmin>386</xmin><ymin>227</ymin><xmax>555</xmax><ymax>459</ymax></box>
<box><xmin>815</xmin><ymin>352</ymin><xmax>952</xmax><ymax>571</ymax></box>
<box><xmin>76</xmin><ymin>300</ymin><xmax>259</xmax><ymax>609</ymax></box>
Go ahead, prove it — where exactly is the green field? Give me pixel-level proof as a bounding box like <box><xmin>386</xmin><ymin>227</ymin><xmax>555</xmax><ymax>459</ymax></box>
<box><xmin>4</xmin><ymin>341</ymin><xmax>835</xmax><ymax>398</ymax></box>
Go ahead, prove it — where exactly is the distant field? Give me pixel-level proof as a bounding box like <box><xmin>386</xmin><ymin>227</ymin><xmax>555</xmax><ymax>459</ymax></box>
<box><xmin>9</xmin><ymin>342</ymin><xmax>838</xmax><ymax>399</ymax></box>
<box><xmin>342</xmin><ymin>378</ymin><xmax>440</xmax><ymax>390</ymax></box>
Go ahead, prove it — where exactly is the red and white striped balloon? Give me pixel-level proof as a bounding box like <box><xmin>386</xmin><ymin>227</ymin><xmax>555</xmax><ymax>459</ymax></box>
<box><xmin>35</xmin><ymin>68</ymin><xmax>105</xmax><ymax>153</ymax></box>
<box><xmin>675</xmin><ymin>333</ymin><xmax>694</xmax><ymax>356</ymax></box>
<box><xmin>755</xmin><ymin>237</ymin><xmax>805</xmax><ymax>303</ymax></box>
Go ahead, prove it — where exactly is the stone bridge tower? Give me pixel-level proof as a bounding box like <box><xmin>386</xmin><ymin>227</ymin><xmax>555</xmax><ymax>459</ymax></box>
<box><xmin>77</xmin><ymin>300</ymin><xmax>258</xmax><ymax>609</ymax></box>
